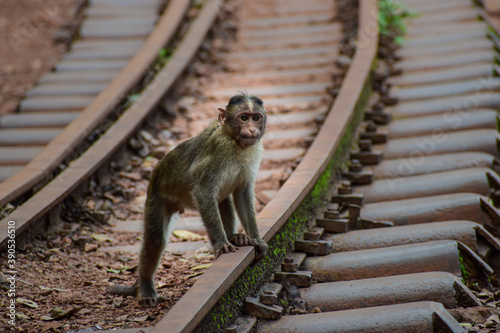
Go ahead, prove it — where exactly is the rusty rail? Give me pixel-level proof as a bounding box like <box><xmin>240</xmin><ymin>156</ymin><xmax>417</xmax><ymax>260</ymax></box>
<box><xmin>0</xmin><ymin>0</ymin><xmax>190</xmax><ymax>207</ymax></box>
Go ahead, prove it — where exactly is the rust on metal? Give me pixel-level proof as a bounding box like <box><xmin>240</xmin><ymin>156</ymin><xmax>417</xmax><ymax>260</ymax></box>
<box><xmin>379</xmin><ymin>129</ymin><xmax>500</xmax><ymax>159</ymax></box>
<box><xmin>355</xmin><ymin>168</ymin><xmax>498</xmax><ymax>204</ymax></box>
<box><xmin>301</xmin><ymin>272</ymin><xmax>481</xmax><ymax>312</ymax></box>
<box><xmin>395</xmin><ymin>51</ymin><xmax>493</xmax><ymax>72</ymax></box>
<box><xmin>0</xmin><ymin>129</ymin><xmax>62</xmax><ymax>146</ymax></box>
<box><xmin>387</xmin><ymin>94</ymin><xmax>500</xmax><ymax>118</ymax></box>
<box><xmin>256</xmin><ymin>302</ymin><xmax>466</xmax><ymax>333</ymax></box>
<box><xmin>360</xmin><ymin>193</ymin><xmax>500</xmax><ymax>234</ymax></box>
<box><xmin>389</xmin><ymin>63</ymin><xmax>493</xmax><ymax>86</ymax></box>
<box><xmin>385</xmin><ymin>109</ymin><xmax>498</xmax><ymax>138</ymax></box>
<box><xmin>391</xmin><ymin>79</ymin><xmax>500</xmax><ymax>101</ymax></box>
<box><xmin>274</xmin><ymin>271</ymin><xmax>313</xmax><ymax>288</ymax></box>
<box><xmin>370</xmin><ymin>152</ymin><xmax>499</xmax><ymax>180</ymax></box>
<box><xmin>327</xmin><ymin>220</ymin><xmax>489</xmax><ymax>253</ymax></box>
<box><xmin>0</xmin><ymin>111</ymin><xmax>80</xmax><ymax>129</ymax></box>
<box><xmin>302</xmin><ymin>240</ymin><xmax>462</xmax><ymax>283</ymax></box>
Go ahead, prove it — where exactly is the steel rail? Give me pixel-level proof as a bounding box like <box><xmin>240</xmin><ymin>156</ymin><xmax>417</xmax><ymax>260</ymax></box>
<box><xmin>149</xmin><ymin>1</ymin><xmax>378</xmax><ymax>332</ymax></box>
<box><xmin>0</xmin><ymin>0</ymin><xmax>222</xmax><ymax>247</ymax></box>
<box><xmin>0</xmin><ymin>0</ymin><xmax>190</xmax><ymax>207</ymax></box>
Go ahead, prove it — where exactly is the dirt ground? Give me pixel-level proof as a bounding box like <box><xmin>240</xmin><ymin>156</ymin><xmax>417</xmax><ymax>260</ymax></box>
<box><xmin>0</xmin><ymin>0</ymin><xmax>84</xmax><ymax>116</ymax></box>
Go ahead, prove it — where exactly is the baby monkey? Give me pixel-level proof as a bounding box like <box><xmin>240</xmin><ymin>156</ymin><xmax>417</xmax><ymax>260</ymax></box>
<box><xmin>109</xmin><ymin>93</ymin><xmax>269</xmax><ymax>307</ymax></box>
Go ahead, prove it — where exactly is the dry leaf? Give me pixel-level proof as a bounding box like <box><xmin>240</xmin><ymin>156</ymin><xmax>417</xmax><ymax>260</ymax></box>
<box><xmin>134</xmin><ymin>315</ymin><xmax>149</xmax><ymax>322</ymax></box>
<box><xmin>91</xmin><ymin>233</ymin><xmax>114</xmax><ymax>242</ymax></box>
<box><xmin>41</xmin><ymin>322</ymin><xmax>65</xmax><ymax>333</ymax></box>
<box><xmin>16</xmin><ymin>298</ymin><xmax>38</xmax><ymax>308</ymax></box>
<box><xmin>187</xmin><ymin>271</ymin><xmax>204</xmax><ymax>279</ymax></box>
<box><xmin>84</xmin><ymin>243</ymin><xmax>98</xmax><ymax>252</ymax></box>
<box><xmin>15</xmin><ymin>313</ymin><xmax>30</xmax><ymax>321</ymax></box>
<box><xmin>173</xmin><ymin>230</ymin><xmax>204</xmax><ymax>241</ymax></box>
<box><xmin>191</xmin><ymin>263</ymin><xmax>212</xmax><ymax>270</ymax></box>
<box><xmin>119</xmin><ymin>172</ymin><xmax>142</xmax><ymax>181</ymax></box>
<box><xmin>43</xmin><ymin>306</ymin><xmax>84</xmax><ymax>321</ymax></box>
<box><xmin>116</xmin><ymin>315</ymin><xmax>129</xmax><ymax>321</ymax></box>
<box><xmin>40</xmin><ymin>286</ymin><xmax>69</xmax><ymax>292</ymax></box>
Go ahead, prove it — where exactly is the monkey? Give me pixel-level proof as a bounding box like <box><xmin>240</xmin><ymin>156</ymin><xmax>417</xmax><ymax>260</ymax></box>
<box><xmin>108</xmin><ymin>93</ymin><xmax>269</xmax><ymax>307</ymax></box>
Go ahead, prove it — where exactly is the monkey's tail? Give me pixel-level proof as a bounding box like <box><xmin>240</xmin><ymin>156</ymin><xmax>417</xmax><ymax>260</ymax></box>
<box><xmin>107</xmin><ymin>283</ymin><xmax>138</xmax><ymax>297</ymax></box>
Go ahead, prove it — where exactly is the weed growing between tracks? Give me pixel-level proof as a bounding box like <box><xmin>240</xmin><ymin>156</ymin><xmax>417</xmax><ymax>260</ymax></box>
<box><xmin>378</xmin><ymin>0</ymin><xmax>418</xmax><ymax>45</ymax></box>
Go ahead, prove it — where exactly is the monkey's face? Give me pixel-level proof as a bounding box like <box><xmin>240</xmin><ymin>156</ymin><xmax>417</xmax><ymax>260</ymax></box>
<box><xmin>220</xmin><ymin>94</ymin><xmax>267</xmax><ymax>148</ymax></box>
<box><xmin>235</xmin><ymin>111</ymin><xmax>265</xmax><ymax>148</ymax></box>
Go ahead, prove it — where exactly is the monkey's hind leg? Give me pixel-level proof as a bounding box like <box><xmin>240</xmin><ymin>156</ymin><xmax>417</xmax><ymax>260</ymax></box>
<box><xmin>137</xmin><ymin>197</ymin><xmax>176</xmax><ymax>307</ymax></box>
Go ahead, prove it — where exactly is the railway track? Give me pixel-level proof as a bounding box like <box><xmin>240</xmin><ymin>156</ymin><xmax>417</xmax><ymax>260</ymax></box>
<box><xmin>0</xmin><ymin>0</ymin><xmax>186</xmax><ymax>208</ymax></box>
<box><xmin>2</xmin><ymin>0</ymin><xmax>500</xmax><ymax>332</ymax></box>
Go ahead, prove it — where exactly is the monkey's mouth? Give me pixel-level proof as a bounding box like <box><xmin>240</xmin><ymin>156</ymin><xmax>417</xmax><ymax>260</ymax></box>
<box><xmin>239</xmin><ymin>136</ymin><xmax>259</xmax><ymax>146</ymax></box>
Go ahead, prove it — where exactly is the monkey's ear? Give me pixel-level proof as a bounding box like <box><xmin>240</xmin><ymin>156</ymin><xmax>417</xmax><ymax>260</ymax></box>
<box><xmin>218</xmin><ymin>107</ymin><xmax>226</xmax><ymax>127</ymax></box>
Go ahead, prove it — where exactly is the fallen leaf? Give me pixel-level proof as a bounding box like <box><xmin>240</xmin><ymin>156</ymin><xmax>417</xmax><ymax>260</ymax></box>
<box><xmin>191</xmin><ymin>263</ymin><xmax>212</xmax><ymax>270</ymax></box>
<box><xmin>40</xmin><ymin>289</ymin><xmax>53</xmax><ymax>296</ymax></box>
<box><xmin>16</xmin><ymin>298</ymin><xmax>38</xmax><ymax>308</ymax></box>
<box><xmin>116</xmin><ymin>314</ymin><xmax>129</xmax><ymax>321</ymax></box>
<box><xmin>91</xmin><ymin>233</ymin><xmax>114</xmax><ymax>242</ymax></box>
<box><xmin>41</xmin><ymin>322</ymin><xmax>65</xmax><ymax>333</ymax></box>
<box><xmin>80</xmin><ymin>308</ymin><xmax>92</xmax><ymax>315</ymax></box>
<box><xmin>51</xmin><ymin>308</ymin><xmax>66</xmax><ymax>317</ymax></box>
<box><xmin>187</xmin><ymin>271</ymin><xmax>204</xmax><ymax>279</ymax></box>
<box><xmin>43</xmin><ymin>306</ymin><xmax>83</xmax><ymax>321</ymax></box>
<box><xmin>69</xmin><ymin>298</ymin><xmax>85</xmax><ymax>305</ymax></box>
<box><xmin>40</xmin><ymin>286</ymin><xmax>70</xmax><ymax>292</ymax></box>
<box><xmin>15</xmin><ymin>313</ymin><xmax>30</xmax><ymax>321</ymax></box>
<box><xmin>119</xmin><ymin>172</ymin><xmax>142</xmax><ymax>181</ymax></box>
<box><xmin>134</xmin><ymin>315</ymin><xmax>149</xmax><ymax>322</ymax></box>
<box><xmin>104</xmin><ymin>192</ymin><xmax>121</xmax><ymax>204</ymax></box>
<box><xmin>17</xmin><ymin>279</ymin><xmax>34</xmax><ymax>286</ymax></box>
<box><xmin>173</xmin><ymin>230</ymin><xmax>204</xmax><ymax>241</ymax></box>
<box><xmin>142</xmin><ymin>158</ymin><xmax>158</xmax><ymax>168</ymax></box>
<box><xmin>84</xmin><ymin>243</ymin><xmax>98</xmax><ymax>252</ymax></box>
<box><xmin>158</xmin><ymin>282</ymin><xmax>175</xmax><ymax>289</ymax></box>
<box><xmin>485</xmin><ymin>313</ymin><xmax>500</xmax><ymax>323</ymax></box>
<box><xmin>116</xmin><ymin>255</ymin><xmax>131</xmax><ymax>263</ymax></box>
<box><xmin>140</xmin><ymin>130</ymin><xmax>159</xmax><ymax>145</ymax></box>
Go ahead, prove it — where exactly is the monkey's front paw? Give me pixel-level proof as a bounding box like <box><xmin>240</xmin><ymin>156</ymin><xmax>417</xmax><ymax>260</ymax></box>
<box><xmin>229</xmin><ymin>233</ymin><xmax>253</xmax><ymax>247</ymax></box>
<box><xmin>214</xmin><ymin>242</ymin><xmax>237</xmax><ymax>258</ymax></box>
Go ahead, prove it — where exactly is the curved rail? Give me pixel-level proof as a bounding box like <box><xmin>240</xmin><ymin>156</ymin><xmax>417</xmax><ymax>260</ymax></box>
<box><xmin>150</xmin><ymin>0</ymin><xmax>378</xmax><ymax>332</ymax></box>
<box><xmin>0</xmin><ymin>0</ymin><xmax>222</xmax><ymax>247</ymax></box>
<box><xmin>0</xmin><ymin>0</ymin><xmax>190</xmax><ymax>207</ymax></box>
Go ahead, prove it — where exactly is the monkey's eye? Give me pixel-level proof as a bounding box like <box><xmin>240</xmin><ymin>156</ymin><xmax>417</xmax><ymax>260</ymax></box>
<box><xmin>241</xmin><ymin>115</ymin><xmax>249</xmax><ymax>121</ymax></box>
<box><xmin>252</xmin><ymin>115</ymin><xmax>261</xmax><ymax>121</ymax></box>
